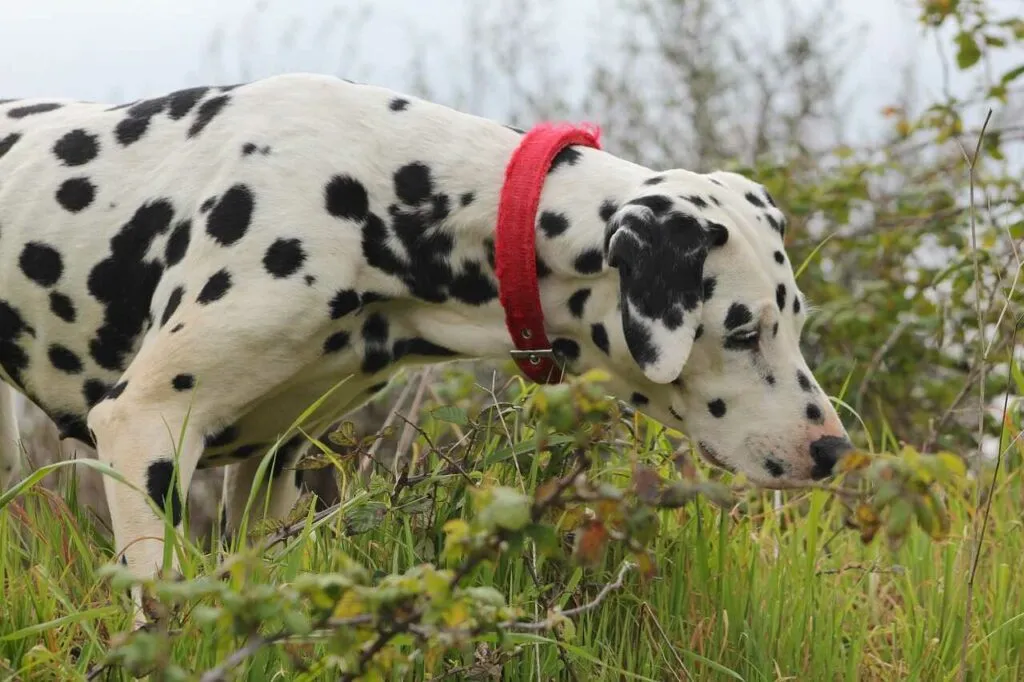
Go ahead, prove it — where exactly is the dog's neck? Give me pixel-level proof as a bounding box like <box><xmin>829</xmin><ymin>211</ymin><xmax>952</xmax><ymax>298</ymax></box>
<box><xmin>389</xmin><ymin>130</ymin><xmax>651</xmax><ymax>378</ymax></box>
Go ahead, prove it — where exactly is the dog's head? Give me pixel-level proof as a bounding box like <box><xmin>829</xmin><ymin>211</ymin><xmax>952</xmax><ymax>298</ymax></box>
<box><xmin>599</xmin><ymin>169</ymin><xmax>851</xmax><ymax>486</ymax></box>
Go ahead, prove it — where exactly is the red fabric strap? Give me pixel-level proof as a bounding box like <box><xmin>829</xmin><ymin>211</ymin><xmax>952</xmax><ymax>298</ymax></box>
<box><xmin>494</xmin><ymin>121</ymin><xmax>603</xmax><ymax>384</ymax></box>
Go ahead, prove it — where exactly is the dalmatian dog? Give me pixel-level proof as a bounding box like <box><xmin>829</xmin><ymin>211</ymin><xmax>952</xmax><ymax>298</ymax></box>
<box><xmin>0</xmin><ymin>73</ymin><xmax>851</xmax><ymax>623</ymax></box>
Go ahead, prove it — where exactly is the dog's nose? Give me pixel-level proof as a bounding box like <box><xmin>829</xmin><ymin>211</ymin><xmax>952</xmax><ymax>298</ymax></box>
<box><xmin>809</xmin><ymin>436</ymin><xmax>852</xmax><ymax>479</ymax></box>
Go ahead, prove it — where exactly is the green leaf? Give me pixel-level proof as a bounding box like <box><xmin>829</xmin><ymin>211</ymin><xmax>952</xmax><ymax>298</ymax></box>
<box><xmin>478</xmin><ymin>486</ymin><xmax>532</xmax><ymax>532</ymax></box>
<box><xmin>955</xmin><ymin>31</ymin><xmax>981</xmax><ymax>69</ymax></box>
<box><xmin>1001</xmin><ymin>63</ymin><xmax>1024</xmax><ymax>84</ymax></box>
<box><xmin>431</xmin><ymin>405</ymin><xmax>468</xmax><ymax>426</ymax></box>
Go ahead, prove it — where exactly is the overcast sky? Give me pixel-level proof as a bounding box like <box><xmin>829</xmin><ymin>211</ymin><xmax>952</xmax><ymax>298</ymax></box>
<box><xmin>0</xmin><ymin>0</ymin><xmax>1014</xmax><ymax>146</ymax></box>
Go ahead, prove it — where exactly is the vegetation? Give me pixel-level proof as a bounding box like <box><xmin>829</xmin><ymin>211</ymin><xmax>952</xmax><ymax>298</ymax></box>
<box><xmin>1</xmin><ymin>0</ymin><xmax>1022</xmax><ymax>679</ymax></box>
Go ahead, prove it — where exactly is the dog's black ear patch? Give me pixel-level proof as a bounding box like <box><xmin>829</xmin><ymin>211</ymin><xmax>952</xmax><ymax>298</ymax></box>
<box><xmin>603</xmin><ymin>196</ymin><xmax>723</xmax><ymax>383</ymax></box>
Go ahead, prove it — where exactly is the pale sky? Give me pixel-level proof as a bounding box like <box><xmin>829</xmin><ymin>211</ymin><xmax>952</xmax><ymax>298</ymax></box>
<box><xmin>0</xmin><ymin>0</ymin><xmax>1015</xmax><ymax>146</ymax></box>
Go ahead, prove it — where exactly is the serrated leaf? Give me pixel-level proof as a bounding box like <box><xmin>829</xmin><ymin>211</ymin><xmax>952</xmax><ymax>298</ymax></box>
<box><xmin>431</xmin><ymin>405</ymin><xmax>469</xmax><ymax>426</ymax></box>
<box><xmin>344</xmin><ymin>501</ymin><xmax>387</xmax><ymax>536</ymax></box>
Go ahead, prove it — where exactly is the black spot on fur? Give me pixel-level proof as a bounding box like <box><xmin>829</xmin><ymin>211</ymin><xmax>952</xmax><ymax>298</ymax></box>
<box><xmin>82</xmin><ymin>379</ymin><xmax>112</xmax><ymax>408</ymax></box>
<box><xmin>270</xmin><ymin>436</ymin><xmax>304</xmax><ymax>478</ymax></box>
<box><xmin>573</xmin><ymin>249</ymin><xmax>603</xmax><ymax>274</ymax></box>
<box><xmin>146</xmin><ymin>460</ymin><xmax>183</xmax><ymax>526</ymax></box>
<box><xmin>188</xmin><ymin>95</ymin><xmax>230</xmax><ymax>137</ymax></box>
<box><xmin>389</xmin><ymin>98</ymin><xmax>410</xmax><ymax>111</ymax></box>
<box><xmin>643</xmin><ymin>175</ymin><xmax>665</xmax><ymax>185</ymax></box>
<box><xmin>568</xmin><ymin>288</ymin><xmax>591</xmax><ymax>318</ymax></box>
<box><xmin>773</xmin><ymin>251</ymin><xmax>785</xmax><ymax>265</ymax></box>
<box><xmin>708</xmin><ymin>399</ymin><xmax>726</xmax><ymax>418</ymax></box>
<box><xmin>724</xmin><ymin>303</ymin><xmax>752</xmax><ymax>331</ymax></box>
<box><xmin>797</xmin><ymin>370</ymin><xmax>812</xmax><ymax>392</ymax></box>
<box><xmin>360</xmin><ymin>313</ymin><xmax>391</xmax><ymax>374</ymax></box>
<box><xmin>206</xmin><ymin>184</ymin><xmax>254</xmax><ymax>246</ymax></box>
<box><xmin>460</xmin><ymin>192</ymin><xmax>475</xmax><ymax>207</ymax></box>
<box><xmin>744</xmin><ymin>192</ymin><xmax>765</xmax><ymax>208</ymax></box>
<box><xmin>167</xmin><ymin>87</ymin><xmax>209</xmax><ymax>120</ymax></box>
<box><xmin>323</xmin><ymin>331</ymin><xmax>350</xmax><ymax>354</ymax></box>
<box><xmin>53</xmin><ymin>129</ymin><xmax>99</xmax><ymax>166</ymax></box>
<box><xmin>701</xmin><ymin>276</ymin><xmax>716</xmax><ymax>302</ymax></box>
<box><xmin>552</xmin><ymin>338</ymin><xmax>580</xmax><ymax>365</ymax></box>
<box><xmin>535</xmin><ymin>257</ymin><xmax>552</xmax><ymax>278</ymax></box>
<box><xmin>263</xmin><ymin>238</ymin><xmax>306</xmax><ymax>278</ymax></box>
<box><xmin>765</xmin><ymin>373</ymin><xmax>776</xmax><ymax>386</ymax></box>
<box><xmin>449</xmin><ymin>262</ymin><xmax>498</xmax><ymax>305</ymax></box>
<box><xmin>686</xmin><ymin>195</ymin><xmax>709</xmax><ymax>209</ymax></box>
<box><xmin>393</xmin><ymin>162</ymin><xmax>434</xmax><ymax>205</ymax></box>
<box><xmin>56</xmin><ymin>178</ymin><xmax>95</xmax><ymax>212</ymax></box>
<box><xmin>793</xmin><ymin>296</ymin><xmax>802</xmax><ymax>315</ymax></box>
<box><xmin>107</xmin><ymin>381</ymin><xmax>128</xmax><ymax>400</ymax></box>
<box><xmin>48</xmin><ymin>344</ymin><xmax>82</xmax><ymax>374</ymax></box>
<box><xmin>0</xmin><ymin>300</ymin><xmax>31</xmax><ymax>387</ymax></box>
<box><xmin>623</xmin><ymin>318</ymin><xmax>658</xmax><ymax>368</ymax></box>
<box><xmin>628</xmin><ymin>194</ymin><xmax>673</xmax><ymax>215</ymax></box>
<box><xmin>548</xmin><ymin>147</ymin><xmax>581</xmax><ymax>173</ymax></box>
<box><xmin>0</xmin><ymin>133</ymin><xmax>21</xmax><ymax>159</ymax></box>
<box><xmin>197</xmin><ymin>269</ymin><xmax>231</xmax><ymax>304</ymax></box>
<box><xmin>630</xmin><ymin>392</ymin><xmax>649</xmax><ymax>406</ymax></box>
<box><xmin>325</xmin><ymin>175</ymin><xmax>369</xmax><ymax>221</ymax></box>
<box><xmin>54</xmin><ymin>412</ymin><xmax>92</xmax><ymax>445</ymax></box>
<box><xmin>86</xmin><ymin>200</ymin><xmax>173</xmax><ymax>370</ymax></box>
<box><xmin>776</xmin><ymin>284</ymin><xmax>787</xmax><ymax>311</ymax></box>
<box><xmin>764</xmin><ymin>457</ymin><xmax>785</xmax><ymax>477</ymax></box>
<box><xmin>172</xmin><ymin>373</ymin><xmax>194</xmax><ymax>391</ymax></box>
<box><xmin>170</xmin><ymin>323</ymin><xmax>184</xmax><ymax>334</ymax></box>
<box><xmin>164</xmin><ymin>220</ymin><xmax>191</xmax><ymax>267</ymax></box>
<box><xmin>590</xmin><ymin>323</ymin><xmax>610</xmax><ymax>355</ymax></box>
<box><xmin>694</xmin><ymin>324</ymin><xmax>704</xmax><ymax>340</ymax></box>
<box><xmin>114</xmin><ymin>115</ymin><xmax>150</xmax><ymax>146</ymax></box>
<box><xmin>539</xmin><ymin>211</ymin><xmax>569</xmax><ymax>238</ymax></box>
<box><xmin>329</xmin><ymin>289</ymin><xmax>360</xmax><ymax>319</ymax></box>
<box><xmin>205</xmin><ymin>425</ymin><xmax>239</xmax><ymax>448</ymax></box>
<box><xmin>805</xmin><ymin>403</ymin><xmax>824</xmax><ymax>424</ymax></box>
<box><xmin>19</xmin><ymin>242</ymin><xmax>63</xmax><ymax>287</ymax></box>
<box><xmin>8</xmin><ymin>102</ymin><xmax>62</xmax><ymax>118</ymax></box>
<box><xmin>200</xmin><ymin>197</ymin><xmax>216</xmax><ymax>213</ymax></box>
<box><xmin>161</xmin><ymin>286</ymin><xmax>184</xmax><ymax>327</ymax></box>
<box><xmin>599</xmin><ymin>200</ymin><xmax>618</xmax><ymax>222</ymax></box>
<box><xmin>392</xmin><ymin>337</ymin><xmax>458</xmax><ymax>361</ymax></box>
<box><xmin>49</xmin><ymin>292</ymin><xmax>76</xmax><ymax>322</ymax></box>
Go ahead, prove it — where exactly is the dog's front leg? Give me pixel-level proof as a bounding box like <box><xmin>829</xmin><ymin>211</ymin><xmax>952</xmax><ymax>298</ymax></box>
<box><xmin>87</xmin><ymin>386</ymin><xmax>204</xmax><ymax>629</ymax></box>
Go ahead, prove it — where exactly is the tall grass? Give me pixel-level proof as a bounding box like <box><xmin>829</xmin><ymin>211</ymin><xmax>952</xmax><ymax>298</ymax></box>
<box><xmin>1</xmin><ymin>370</ymin><xmax>1022</xmax><ymax>681</ymax></box>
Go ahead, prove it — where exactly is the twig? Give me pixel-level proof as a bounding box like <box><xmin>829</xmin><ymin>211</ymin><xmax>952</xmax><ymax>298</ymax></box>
<box><xmin>198</xmin><ymin>615</ymin><xmax>372</xmax><ymax>682</ymax></box>
<box><xmin>394</xmin><ymin>367</ymin><xmax>433</xmax><ymax>476</ymax></box>
<box><xmin>359</xmin><ymin>375</ymin><xmax>417</xmax><ymax>481</ymax></box>
<box><xmin>505</xmin><ymin>561</ymin><xmax>635</xmax><ymax>631</ymax></box>
<box><xmin>854</xmin><ymin>318</ymin><xmax>913</xmax><ymax>409</ymax></box>
<box><xmin>958</xmin><ymin>107</ymin><xmax>993</xmax><ymax>682</ymax></box>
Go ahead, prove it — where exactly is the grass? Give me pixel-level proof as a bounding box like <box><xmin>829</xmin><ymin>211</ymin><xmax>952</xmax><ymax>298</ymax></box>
<box><xmin>1</xmin><ymin>365</ymin><xmax>1023</xmax><ymax>681</ymax></box>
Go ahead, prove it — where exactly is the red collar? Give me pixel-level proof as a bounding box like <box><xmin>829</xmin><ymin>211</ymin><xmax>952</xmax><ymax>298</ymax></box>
<box><xmin>494</xmin><ymin>122</ymin><xmax>602</xmax><ymax>384</ymax></box>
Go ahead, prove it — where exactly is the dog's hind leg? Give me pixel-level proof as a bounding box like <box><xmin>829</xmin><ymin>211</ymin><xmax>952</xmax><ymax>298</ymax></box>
<box><xmin>220</xmin><ymin>434</ymin><xmax>308</xmax><ymax>545</ymax></box>
<box><xmin>0</xmin><ymin>383</ymin><xmax>21</xmax><ymax>491</ymax></box>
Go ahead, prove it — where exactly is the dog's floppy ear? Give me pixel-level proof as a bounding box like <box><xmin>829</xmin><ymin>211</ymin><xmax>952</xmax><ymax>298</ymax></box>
<box><xmin>603</xmin><ymin>196</ymin><xmax>727</xmax><ymax>384</ymax></box>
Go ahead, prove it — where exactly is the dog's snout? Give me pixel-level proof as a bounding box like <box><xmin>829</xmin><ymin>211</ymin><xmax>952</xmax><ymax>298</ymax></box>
<box><xmin>809</xmin><ymin>435</ymin><xmax>852</xmax><ymax>480</ymax></box>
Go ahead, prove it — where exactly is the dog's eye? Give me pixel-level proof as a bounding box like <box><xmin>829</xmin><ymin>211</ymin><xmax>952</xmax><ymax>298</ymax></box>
<box><xmin>726</xmin><ymin>328</ymin><xmax>760</xmax><ymax>349</ymax></box>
